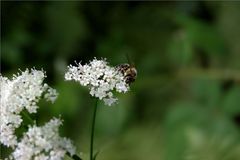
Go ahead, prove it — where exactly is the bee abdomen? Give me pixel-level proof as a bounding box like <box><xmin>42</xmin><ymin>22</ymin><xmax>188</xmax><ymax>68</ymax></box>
<box><xmin>116</xmin><ymin>63</ymin><xmax>137</xmax><ymax>85</ymax></box>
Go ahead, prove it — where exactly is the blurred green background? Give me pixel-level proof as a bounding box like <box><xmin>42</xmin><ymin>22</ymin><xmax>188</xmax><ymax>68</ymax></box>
<box><xmin>1</xmin><ymin>1</ymin><xmax>240</xmax><ymax>160</ymax></box>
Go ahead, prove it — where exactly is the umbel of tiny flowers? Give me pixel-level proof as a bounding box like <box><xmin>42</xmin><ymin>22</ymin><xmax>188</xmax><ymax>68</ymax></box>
<box><xmin>64</xmin><ymin>58</ymin><xmax>129</xmax><ymax>106</ymax></box>
<box><xmin>0</xmin><ymin>68</ymin><xmax>78</xmax><ymax>160</ymax></box>
<box><xmin>65</xmin><ymin>58</ymin><xmax>132</xmax><ymax>160</ymax></box>
<box><xmin>0</xmin><ymin>69</ymin><xmax>58</xmax><ymax>148</ymax></box>
<box><xmin>11</xmin><ymin>118</ymin><xmax>75</xmax><ymax>160</ymax></box>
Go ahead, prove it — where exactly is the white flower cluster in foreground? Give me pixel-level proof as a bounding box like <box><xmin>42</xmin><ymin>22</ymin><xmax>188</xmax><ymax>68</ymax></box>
<box><xmin>0</xmin><ymin>69</ymin><xmax>58</xmax><ymax>147</ymax></box>
<box><xmin>12</xmin><ymin>118</ymin><xmax>75</xmax><ymax>160</ymax></box>
<box><xmin>65</xmin><ymin>58</ymin><xmax>129</xmax><ymax>106</ymax></box>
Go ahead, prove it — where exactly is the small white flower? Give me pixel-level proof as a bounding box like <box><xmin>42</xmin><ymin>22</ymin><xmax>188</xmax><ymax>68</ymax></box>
<box><xmin>103</xmin><ymin>97</ymin><xmax>118</xmax><ymax>106</ymax></box>
<box><xmin>65</xmin><ymin>58</ymin><xmax>129</xmax><ymax>106</ymax></box>
<box><xmin>12</xmin><ymin>118</ymin><xmax>75</xmax><ymax>160</ymax></box>
<box><xmin>44</xmin><ymin>87</ymin><xmax>58</xmax><ymax>103</ymax></box>
<box><xmin>0</xmin><ymin>69</ymin><xmax>58</xmax><ymax>147</ymax></box>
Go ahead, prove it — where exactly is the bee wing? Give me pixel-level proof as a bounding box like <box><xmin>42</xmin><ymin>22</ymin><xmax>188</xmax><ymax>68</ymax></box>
<box><xmin>125</xmin><ymin>53</ymin><xmax>136</xmax><ymax>67</ymax></box>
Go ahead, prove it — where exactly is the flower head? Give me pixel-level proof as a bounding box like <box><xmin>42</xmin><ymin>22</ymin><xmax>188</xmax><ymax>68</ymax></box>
<box><xmin>65</xmin><ymin>58</ymin><xmax>129</xmax><ymax>106</ymax></box>
<box><xmin>12</xmin><ymin>118</ymin><xmax>75</xmax><ymax>160</ymax></box>
<box><xmin>0</xmin><ymin>69</ymin><xmax>58</xmax><ymax>147</ymax></box>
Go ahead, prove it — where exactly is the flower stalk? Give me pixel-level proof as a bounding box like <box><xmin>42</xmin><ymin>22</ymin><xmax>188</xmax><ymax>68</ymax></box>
<box><xmin>90</xmin><ymin>99</ymin><xmax>98</xmax><ymax>160</ymax></box>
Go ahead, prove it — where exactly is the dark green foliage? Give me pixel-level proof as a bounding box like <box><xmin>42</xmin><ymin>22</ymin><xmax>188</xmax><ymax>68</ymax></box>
<box><xmin>1</xmin><ymin>1</ymin><xmax>240</xmax><ymax>160</ymax></box>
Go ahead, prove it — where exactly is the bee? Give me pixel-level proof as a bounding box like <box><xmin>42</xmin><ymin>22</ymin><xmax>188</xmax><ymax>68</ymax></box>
<box><xmin>117</xmin><ymin>63</ymin><xmax>137</xmax><ymax>85</ymax></box>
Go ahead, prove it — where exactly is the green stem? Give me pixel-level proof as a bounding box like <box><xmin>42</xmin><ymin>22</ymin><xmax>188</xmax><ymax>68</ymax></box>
<box><xmin>22</xmin><ymin>110</ymin><xmax>34</xmax><ymax>125</ymax></box>
<box><xmin>90</xmin><ymin>99</ymin><xmax>98</xmax><ymax>160</ymax></box>
<box><xmin>67</xmin><ymin>152</ymin><xmax>82</xmax><ymax>160</ymax></box>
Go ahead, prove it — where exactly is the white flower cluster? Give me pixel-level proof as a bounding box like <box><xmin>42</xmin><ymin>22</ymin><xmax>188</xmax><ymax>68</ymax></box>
<box><xmin>65</xmin><ymin>58</ymin><xmax>129</xmax><ymax>106</ymax></box>
<box><xmin>12</xmin><ymin>118</ymin><xmax>75</xmax><ymax>160</ymax></box>
<box><xmin>0</xmin><ymin>69</ymin><xmax>58</xmax><ymax>147</ymax></box>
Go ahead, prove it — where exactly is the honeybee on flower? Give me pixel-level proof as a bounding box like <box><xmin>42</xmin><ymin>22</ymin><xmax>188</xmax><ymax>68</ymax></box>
<box><xmin>64</xmin><ymin>58</ymin><xmax>136</xmax><ymax>106</ymax></box>
<box><xmin>116</xmin><ymin>63</ymin><xmax>137</xmax><ymax>85</ymax></box>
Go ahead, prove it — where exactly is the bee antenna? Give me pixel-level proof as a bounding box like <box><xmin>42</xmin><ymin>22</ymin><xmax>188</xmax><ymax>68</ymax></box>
<box><xmin>125</xmin><ymin>53</ymin><xmax>135</xmax><ymax>67</ymax></box>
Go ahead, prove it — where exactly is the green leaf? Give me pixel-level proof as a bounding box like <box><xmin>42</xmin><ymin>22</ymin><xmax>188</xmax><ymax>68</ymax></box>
<box><xmin>93</xmin><ymin>151</ymin><xmax>100</xmax><ymax>160</ymax></box>
<box><xmin>222</xmin><ymin>86</ymin><xmax>240</xmax><ymax>116</ymax></box>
